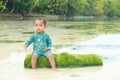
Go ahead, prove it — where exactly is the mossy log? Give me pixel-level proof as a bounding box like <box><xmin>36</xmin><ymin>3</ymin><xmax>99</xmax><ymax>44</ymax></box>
<box><xmin>24</xmin><ymin>52</ymin><xmax>103</xmax><ymax>68</ymax></box>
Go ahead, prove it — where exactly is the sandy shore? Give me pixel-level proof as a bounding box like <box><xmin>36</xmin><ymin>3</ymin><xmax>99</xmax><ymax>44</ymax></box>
<box><xmin>0</xmin><ymin>43</ymin><xmax>24</xmax><ymax>60</ymax></box>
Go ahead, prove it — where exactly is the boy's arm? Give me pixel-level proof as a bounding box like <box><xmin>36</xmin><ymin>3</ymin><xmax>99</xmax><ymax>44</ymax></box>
<box><xmin>43</xmin><ymin>35</ymin><xmax>52</xmax><ymax>52</ymax></box>
<box><xmin>47</xmin><ymin>35</ymin><xmax>52</xmax><ymax>49</ymax></box>
<box><xmin>23</xmin><ymin>34</ymin><xmax>34</xmax><ymax>50</ymax></box>
<box><xmin>23</xmin><ymin>45</ymin><xmax>27</xmax><ymax>51</ymax></box>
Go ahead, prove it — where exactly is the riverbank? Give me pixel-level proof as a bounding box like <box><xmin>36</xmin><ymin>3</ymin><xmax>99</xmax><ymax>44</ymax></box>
<box><xmin>0</xmin><ymin>13</ymin><xmax>120</xmax><ymax>21</ymax></box>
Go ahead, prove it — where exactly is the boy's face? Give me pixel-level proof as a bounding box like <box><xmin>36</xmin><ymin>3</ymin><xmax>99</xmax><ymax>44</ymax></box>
<box><xmin>34</xmin><ymin>20</ymin><xmax>45</xmax><ymax>33</ymax></box>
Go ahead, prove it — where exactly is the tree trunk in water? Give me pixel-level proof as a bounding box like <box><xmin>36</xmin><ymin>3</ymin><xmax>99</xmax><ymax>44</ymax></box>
<box><xmin>28</xmin><ymin>7</ymin><xmax>33</xmax><ymax>15</ymax></box>
<box><xmin>10</xmin><ymin>1</ymin><xmax>15</xmax><ymax>13</ymax></box>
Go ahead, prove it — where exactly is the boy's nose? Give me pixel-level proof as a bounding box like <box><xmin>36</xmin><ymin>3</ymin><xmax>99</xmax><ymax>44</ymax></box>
<box><xmin>37</xmin><ymin>26</ymin><xmax>40</xmax><ymax>28</ymax></box>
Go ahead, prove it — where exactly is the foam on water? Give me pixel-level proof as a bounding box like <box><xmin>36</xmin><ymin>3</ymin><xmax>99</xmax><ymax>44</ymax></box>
<box><xmin>58</xmin><ymin>34</ymin><xmax>120</xmax><ymax>62</ymax></box>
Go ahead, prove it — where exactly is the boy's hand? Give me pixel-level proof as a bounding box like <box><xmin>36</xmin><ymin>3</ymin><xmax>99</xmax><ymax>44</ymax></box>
<box><xmin>43</xmin><ymin>48</ymin><xmax>50</xmax><ymax>52</ymax></box>
<box><xmin>23</xmin><ymin>45</ymin><xmax>27</xmax><ymax>52</ymax></box>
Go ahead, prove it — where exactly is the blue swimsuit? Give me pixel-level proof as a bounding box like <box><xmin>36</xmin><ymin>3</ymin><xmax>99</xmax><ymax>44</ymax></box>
<box><xmin>25</xmin><ymin>32</ymin><xmax>52</xmax><ymax>57</ymax></box>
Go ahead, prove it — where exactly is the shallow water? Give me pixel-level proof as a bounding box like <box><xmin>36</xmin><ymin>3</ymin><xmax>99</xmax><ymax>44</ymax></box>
<box><xmin>0</xmin><ymin>19</ymin><xmax>120</xmax><ymax>80</ymax></box>
<box><xmin>0</xmin><ymin>34</ymin><xmax>120</xmax><ymax>80</ymax></box>
<box><xmin>55</xmin><ymin>34</ymin><xmax>120</xmax><ymax>80</ymax></box>
<box><xmin>0</xmin><ymin>51</ymin><xmax>102</xmax><ymax>80</ymax></box>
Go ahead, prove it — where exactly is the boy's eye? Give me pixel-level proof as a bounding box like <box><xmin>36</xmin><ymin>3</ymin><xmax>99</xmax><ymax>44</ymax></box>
<box><xmin>36</xmin><ymin>25</ymin><xmax>38</xmax><ymax>26</ymax></box>
<box><xmin>36</xmin><ymin>25</ymin><xmax>42</xmax><ymax>26</ymax></box>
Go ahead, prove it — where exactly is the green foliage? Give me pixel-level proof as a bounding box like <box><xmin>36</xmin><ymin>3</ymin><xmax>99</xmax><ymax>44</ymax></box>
<box><xmin>37</xmin><ymin>56</ymin><xmax>51</xmax><ymax>68</ymax></box>
<box><xmin>61</xmin><ymin>23</ymin><xmax>95</xmax><ymax>30</ymax></box>
<box><xmin>63</xmin><ymin>0</ymin><xmax>86</xmax><ymax>17</ymax></box>
<box><xmin>1</xmin><ymin>0</ymin><xmax>120</xmax><ymax>17</ymax></box>
<box><xmin>49</xmin><ymin>0</ymin><xmax>68</xmax><ymax>15</ymax></box>
<box><xmin>94</xmin><ymin>0</ymin><xmax>104</xmax><ymax>16</ymax></box>
<box><xmin>21</xmin><ymin>31</ymin><xmax>34</xmax><ymax>34</ymax></box>
<box><xmin>103</xmin><ymin>0</ymin><xmax>119</xmax><ymax>17</ymax></box>
<box><xmin>0</xmin><ymin>1</ymin><xmax>5</xmax><ymax>10</ymax></box>
<box><xmin>24</xmin><ymin>52</ymin><xmax>103</xmax><ymax>68</ymax></box>
<box><xmin>0</xmin><ymin>40</ymin><xmax>24</xmax><ymax>43</ymax></box>
<box><xmin>24</xmin><ymin>54</ymin><xmax>32</xmax><ymax>68</ymax></box>
<box><xmin>83</xmin><ymin>0</ymin><xmax>96</xmax><ymax>16</ymax></box>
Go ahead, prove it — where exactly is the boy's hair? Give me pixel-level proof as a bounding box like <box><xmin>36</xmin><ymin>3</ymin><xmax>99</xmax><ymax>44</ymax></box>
<box><xmin>35</xmin><ymin>18</ymin><xmax>46</xmax><ymax>25</ymax></box>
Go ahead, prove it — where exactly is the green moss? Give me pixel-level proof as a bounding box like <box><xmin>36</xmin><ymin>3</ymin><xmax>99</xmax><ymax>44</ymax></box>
<box><xmin>61</xmin><ymin>24</ymin><xmax>96</xmax><ymax>30</ymax></box>
<box><xmin>24</xmin><ymin>52</ymin><xmax>103</xmax><ymax>68</ymax></box>
<box><xmin>37</xmin><ymin>57</ymin><xmax>51</xmax><ymax>68</ymax></box>
<box><xmin>0</xmin><ymin>40</ymin><xmax>24</xmax><ymax>43</ymax></box>
<box><xmin>24</xmin><ymin>54</ymin><xmax>32</xmax><ymax>68</ymax></box>
<box><xmin>21</xmin><ymin>31</ymin><xmax>34</xmax><ymax>34</ymax></box>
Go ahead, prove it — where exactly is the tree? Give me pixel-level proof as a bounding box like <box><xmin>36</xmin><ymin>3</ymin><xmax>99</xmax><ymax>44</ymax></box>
<box><xmin>0</xmin><ymin>0</ymin><xmax>120</xmax><ymax>17</ymax></box>
<box><xmin>1</xmin><ymin>0</ymin><xmax>8</xmax><ymax>12</ymax></box>
<box><xmin>94</xmin><ymin>0</ymin><xmax>104</xmax><ymax>16</ymax></box>
<box><xmin>54</xmin><ymin>0</ymin><xmax>68</xmax><ymax>15</ymax></box>
<box><xmin>83</xmin><ymin>0</ymin><xmax>96</xmax><ymax>16</ymax></box>
<box><xmin>0</xmin><ymin>1</ymin><xmax>5</xmax><ymax>9</ymax></box>
<box><xmin>103</xmin><ymin>0</ymin><xmax>118</xmax><ymax>17</ymax></box>
<box><xmin>34</xmin><ymin>0</ymin><xmax>50</xmax><ymax>14</ymax></box>
<box><xmin>10</xmin><ymin>0</ymin><xmax>21</xmax><ymax>13</ymax></box>
<box><xmin>116</xmin><ymin>0</ymin><xmax>120</xmax><ymax>16</ymax></box>
<box><xmin>48</xmin><ymin>0</ymin><xmax>57</xmax><ymax>14</ymax></box>
<box><xmin>66</xmin><ymin>0</ymin><xmax>86</xmax><ymax>17</ymax></box>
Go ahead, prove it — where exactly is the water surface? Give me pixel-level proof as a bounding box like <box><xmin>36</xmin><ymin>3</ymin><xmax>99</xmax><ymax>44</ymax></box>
<box><xmin>0</xmin><ymin>18</ymin><xmax>120</xmax><ymax>80</ymax></box>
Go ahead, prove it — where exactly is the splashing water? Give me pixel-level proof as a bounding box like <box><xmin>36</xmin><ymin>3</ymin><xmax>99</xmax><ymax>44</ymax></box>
<box><xmin>58</xmin><ymin>34</ymin><xmax>120</xmax><ymax>63</ymax></box>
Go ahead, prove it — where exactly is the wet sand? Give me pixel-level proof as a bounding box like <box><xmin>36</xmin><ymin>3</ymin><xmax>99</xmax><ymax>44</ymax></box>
<box><xmin>0</xmin><ymin>43</ymin><xmax>25</xmax><ymax>60</ymax></box>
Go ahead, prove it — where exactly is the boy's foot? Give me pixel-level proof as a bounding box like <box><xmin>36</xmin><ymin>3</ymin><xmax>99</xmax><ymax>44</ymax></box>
<box><xmin>52</xmin><ymin>68</ymin><xmax>58</xmax><ymax>71</ymax></box>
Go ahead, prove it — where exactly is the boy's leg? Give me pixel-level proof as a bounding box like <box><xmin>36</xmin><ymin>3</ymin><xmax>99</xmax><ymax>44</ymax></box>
<box><xmin>46</xmin><ymin>53</ymin><xmax>56</xmax><ymax>70</ymax></box>
<box><xmin>31</xmin><ymin>53</ymin><xmax>38</xmax><ymax>69</ymax></box>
